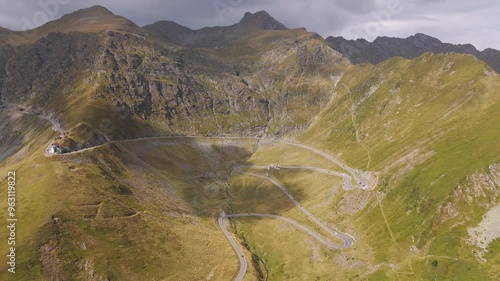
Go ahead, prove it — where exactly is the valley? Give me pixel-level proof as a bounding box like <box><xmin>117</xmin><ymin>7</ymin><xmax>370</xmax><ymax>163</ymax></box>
<box><xmin>0</xmin><ymin>5</ymin><xmax>499</xmax><ymax>281</ymax></box>
<box><xmin>37</xmin><ymin>122</ymin><xmax>365</xmax><ymax>280</ymax></box>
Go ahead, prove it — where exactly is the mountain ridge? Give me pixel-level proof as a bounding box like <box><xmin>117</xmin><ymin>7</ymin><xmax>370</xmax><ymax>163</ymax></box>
<box><xmin>1</xmin><ymin>5</ymin><xmax>498</xmax><ymax>72</ymax></box>
<box><xmin>1</xmin><ymin>5</ymin><xmax>141</xmax><ymax>46</ymax></box>
<box><xmin>0</xmin><ymin>5</ymin><xmax>499</xmax><ymax>281</ymax></box>
<box><xmin>142</xmin><ymin>10</ymin><xmax>287</xmax><ymax>48</ymax></box>
<box><xmin>327</xmin><ymin>33</ymin><xmax>500</xmax><ymax>72</ymax></box>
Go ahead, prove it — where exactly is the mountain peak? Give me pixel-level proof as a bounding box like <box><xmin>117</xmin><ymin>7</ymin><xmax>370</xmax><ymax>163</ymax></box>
<box><xmin>2</xmin><ymin>5</ymin><xmax>140</xmax><ymax>46</ymax></box>
<box><xmin>144</xmin><ymin>10</ymin><xmax>288</xmax><ymax>48</ymax></box>
<box><xmin>407</xmin><ymin>33</ymin><xmax>442</xmax><ymax>45</ymax></box>
<box><xmin>241</xmin><ymin>10</ymin><xmax>270</xmax><ymax>20</ymax></box>
<box><xmin>42</xmin><ymin>5</ymin><xmax>138</xmax><ymax>34</ymax></box>
<box><xmin>66</xmin><ymin>5</ymin><xmax>114</xmax><ymax>17</ymax></box>
<box><xmin>56</xmin><ymin>5</ymin><xmax>115</xmax><ymax>23</ymax></box>
<box><xmin>239</xmin><ymin>10</ymin><xmax>287</xmax><ymax>30</ymax></box>
<box><xmin>412</xmin><ymin>33</ymin><xmax>435</xmax><ymax>40</ymax></box>
<box><xmin>0</xmin><ymin>27</ymin><xmax>11</xmax><ymax>34</ymax></box>
<box><xmin>326</xmin><ymin>32</ymin><xmax>499</xmax><ymax>71</ymax></box>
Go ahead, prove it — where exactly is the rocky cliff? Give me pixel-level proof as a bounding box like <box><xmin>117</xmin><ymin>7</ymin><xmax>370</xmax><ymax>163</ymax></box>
<box><xmin>0</xmin><ymin>6</ymin><xmax>348</xmax><ymax>150</ymax></box>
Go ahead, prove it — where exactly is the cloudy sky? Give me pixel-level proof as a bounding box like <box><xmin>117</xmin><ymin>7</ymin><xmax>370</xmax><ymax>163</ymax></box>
<box><xmin>0</xmin><ymin>0</ymin><xmax>499</xmax><ymax>50</ymax></box>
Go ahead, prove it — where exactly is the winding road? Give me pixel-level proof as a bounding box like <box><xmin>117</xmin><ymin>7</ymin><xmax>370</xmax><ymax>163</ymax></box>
<box><xmin>277</xmin><ymin>140</ymin><xmax>368</xmax><ymax>188</ymax></box>
<box><xmin>43</xmin><ymin>135</ymin><xmax>370</xmax><ymax>188</ymax></box>
<box><xmin>37</xmin><ymin>124</ymin><xmax>365</xmax><ymax>280</ymax></box>
<box><xmin>218</xmin><ymin>211</ymin><xmax>354</xmax><ymax>281</ymax></box>
<box><xmin>238</xmin><ymin>172</ymin><xmax>353</xmax><ymax>245</ymax></box>
<box><xmin>218</xmin><ymin>215</ymin><xmax>248</xmax><ymax>281</ymax></box>
<box><xmin>222</xmin><ymin>213</ymin><xmax>352</xmax><ymax>249</ymax></box>
<box><xmin>238</xmin><ymin>164</ymin><xmax>363</xmax><ymax>190</ymax></box>
<box><xmin>219</xmin><ymin>170</ymin><xmax>355</xmax><ymax>281</ymax></box>
<box><xmin>39</xmin><ymin>115</ymin><xmax>65</xmax><ymax>157</ymax></box>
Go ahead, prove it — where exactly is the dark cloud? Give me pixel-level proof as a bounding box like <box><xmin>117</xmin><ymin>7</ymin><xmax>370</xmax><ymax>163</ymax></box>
<box><xmin>0</xmin><ymin>0</ymin><xmax>498</xmax><ymax>50</ymax></box>
<box><xmin>336</xmin><ymin>0</ymin><xmax>378</xmax><ymax>15</ymax></box>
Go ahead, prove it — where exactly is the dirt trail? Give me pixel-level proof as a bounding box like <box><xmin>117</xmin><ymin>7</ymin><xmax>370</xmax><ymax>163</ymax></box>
<box><xmin>341</xmin><ymin>83</ymin><xmax>372</xmax><ymax>169</ymax></box>
<box><xmin>375</xmin><ymin>193</ymin><xmax>403</xmax><ymax>251</ymax></box>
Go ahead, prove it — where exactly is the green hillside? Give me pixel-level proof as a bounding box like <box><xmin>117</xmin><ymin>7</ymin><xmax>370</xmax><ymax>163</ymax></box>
<box><xmin>0</xmin><ymin>6</ymin><xmax>499</xmax><ymax>281</ymax></box>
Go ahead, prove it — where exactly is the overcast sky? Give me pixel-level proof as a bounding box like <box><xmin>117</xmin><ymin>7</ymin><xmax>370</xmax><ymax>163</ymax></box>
<box><xmin>0</xmin><ymin>0</ymin><xmax>499</xmax><ymax>50</ymax></box>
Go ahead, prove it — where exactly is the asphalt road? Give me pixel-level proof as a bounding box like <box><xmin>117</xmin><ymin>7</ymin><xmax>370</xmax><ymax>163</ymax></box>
<box><xmin>40</xmin><ymin>134</ymin><xmax>360</xmax><ymax>280</ymax></box>
<box><xmin>239</xmin><ymin>172</ymin><xmax>354</xmax><ymax>247</ymax></box>
<box><xmin>219</xmin><ymin>169</ymin><xmax>355</xmax><ymax>280</ymax></box>
<box><xmin>219</xmin><ymin>211</ymin><xmax>353</xmax><ymax>281</ymax></box>
<box><xmin>42</xmin><ymin>135</ymin><xmax>370</xmax><ymax>188</ymax></box>
<box><xmin>222</xmin><ymin>213</ymin><xmax>352</xmax><ymax>249</ymax></box>
<box><xmin>238</xmin><ymin>165</ymin><xmax>362</xmax><ymax>190</ymax></box>
<box><xmin>218</xmin><ymin>215</ymin><xmax>248</xmax><ymax>281</ymax></box>
<box><xmin>278</xmin><ymin>140</ymin><xmax>368</xmax><ymax>188</ymax></box>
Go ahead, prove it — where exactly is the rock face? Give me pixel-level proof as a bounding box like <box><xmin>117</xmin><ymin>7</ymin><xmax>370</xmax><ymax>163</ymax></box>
<box><xmin>326</xmin><ymin>33</ymin><xmax>500</xmax><ymax>72</ymax></box>
<box><xmin>0</xmin><ymin>49</ymin><xmax>9</xmax><ymax>104</ymax></box>
<box><xmin>1</xmin><ymin>6</ymin><xmax>500</xmax><ymax>281</ymax></box>
<box><xmin>0</xmin><ymin>6</ymin><xmax>497</xmax><ymax>148</ymax></box>
<box><xmin>0</xmin><ymin>7</ymin><xmax>348</xmax><ymax>148</ymax></box>
<box><xmin>143</xmin><ymin>10</ymin><xmax>287</xmax><ymax>48</ymax></box>
<box><xmin>2</xmin><ymin>32</ymin><xmax>100</xmax><ymax>106</ymax></box>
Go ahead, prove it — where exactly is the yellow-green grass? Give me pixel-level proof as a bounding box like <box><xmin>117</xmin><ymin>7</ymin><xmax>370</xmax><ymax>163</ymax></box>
<box><xmin>295</xmin><ymin>53</ymin><xmax>500</xmax><ymax>279</ymax></box>
<box><xmin>229</xmin><ymin>173</ymin><xmax>295</xmax><ymax>215</ymax></box>
<box><xmin>1</xmin><ymin>49</ymin><xmax>499</xmax><ymax>280</ymax></box>
<box><xmin>228</xmin><ymin>161</ymin><xmax>378</xmax><ymax>279</ymax></box>
<box><xmin>227</xmin><ymin>54</ymin><xmax>500</xmax><ymax>280</ymax></box>
<box><xmin>236</xmin><ymin>217</ymin><xmax>371</xmax><ymax>281</ymax></box>
<box><xmin>248</xmin><ymin>142</ymin><xmax>345</xmax><ymax>172</ymax></box>
<box><xmin>0</xmin><ymin>135</ymin><xmax>263</xmax><ymax>280</ymax></box>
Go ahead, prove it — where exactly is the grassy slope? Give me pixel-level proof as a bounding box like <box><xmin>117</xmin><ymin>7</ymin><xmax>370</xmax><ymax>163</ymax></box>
<box><xmin>230</xmin><ymin>169</ymin><xmax>372</xmax><ymax>280</ymax></box>
<box><xmin>220</xmin><ymin>53</ymin><xmax>499</xmax><ymax>280</ymax></box>
<box><xmin>0</xmin><ymin>133</ymin><xmax>261</xmax><ymax>280</ymax></box>
<box><xmin>0</xmin><ymin>27</ymin><xmax>349</xmax><ymax>280</ymax></box>
<box><xmin>293</xmin><ymin>53</ymin><xmax>500</xmax><ymax>279</ymax></box>
<box><xmin>2</xmin><ymin>7</ymin><xmax>140</xmax><ymax>47</ymax></box>
<box><xmin>1</xmin><ymin>40</ymin><xmax>499</xmax><ymax>281</ymax></box>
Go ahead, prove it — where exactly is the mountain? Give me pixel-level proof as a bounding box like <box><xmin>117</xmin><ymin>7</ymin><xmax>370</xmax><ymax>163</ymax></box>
<box><xmin>296</xmin><ymin>52</ymin><xmax>500</xmax><ymax>280</ymax></box>
<box><xmin>0</xmin><ymin>6</ymin><xmax>499</xmax><ymax>281</ymax></box>
<box><xmin>327</xmin><ymin>33</ymin><xmax>500</xmax><ymax>72</ymax></box>
<box><xmin>2</xmin><ymin>5</ymin><xmax>141</xmax><ymax>46</ymax></box>
<box><xmin>0</xmin><ymin>27</ymin><xmax>11</xmax><ymax>33</ymax></box>
<box><xmin>42</xmin><ymin>4</ymin><xmax>140</xmax><ymax>32</ymax></box>
<box><xmin>480</xmin><ymin>48</ymin><xmax>500</xmax><ymax>71</ymax></box>
<box><xmin>143</xmin><ymin>10</ymin><xmax>287</xmax><ymax>48</ymax></box>
<box><xmin>1</xmin><ymin>7</ymin><xmax>345</xmax><ymax>142</ymax></box>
